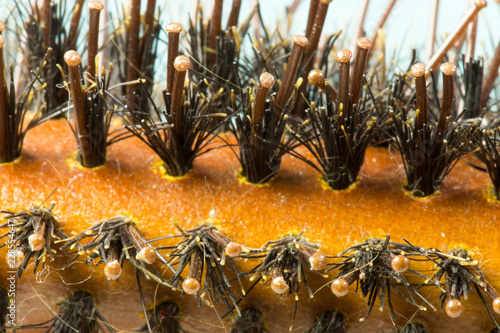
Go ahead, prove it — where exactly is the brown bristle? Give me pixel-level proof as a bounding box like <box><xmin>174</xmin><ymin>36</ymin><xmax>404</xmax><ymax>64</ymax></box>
<box><xmin>87</xmin><ymin>1</ymin><xmax>103</xmax><ymax>87</ymax></box>
<box><xmin>184</xmin><ymin>250</ymin><xmax>202</xmax><ymax>294</ymax></box>
<box><xmin>170</xmin><ymin>56</ymin><xmax>190</xmax><ymax>143</ymax></box>
<box><xmin>274</xmin><ymin>35</ymin><xmax>308</xmax><ymax>113</ymax></box>
<box><xmin>69</xmin><ymin>0</ymin><xmax>85</xmax><ymax>50</ymax></box>
<box><xmin>41</xmin><ymin>0</ymin><xmax>51</xmax><ymax>46</ymax></box>
<box><xmin>336</xmin><ymin>49</ymin><xmax>352</xmax><ymax>122</ymax></box>
<box><xmin>227</xmin><ymin>0</ymin><xmax>242</xmax><ymax>28</ymax></box>
<box><xmin>126</xmin><ymin>0</ymin><xmax>141</xmax><ymax>107</ymax></box>
<box><xmin>209</xmin><ymin>0</ymin><xmax>224</xmax><ymax>66</ymax></box>
<box><xmin>435</xmin><ymin>62</ymin><xmax>455</xmax><ymax>143</ymax></box>
<box><xmin>166</xmin><ymin>23</ymin><xmax>183</xmax><ymax>93</ymax></box>
<box><xmin>305</xmin><ymin>0</ymin><xmax>320</xmax><ymax>38</ymax></box>
<box><xmin>145</xmin><ymin>0</ymin><xmax>157</xmax><ymax>31</ymax></box>
<box><xmin>253</xmin><ymin>72</ymin><xmax>274</xmax><ymax>129</ymax></box>
<box><xmin>412</xmin><ymin>63</ymin><xmax>428</xmax><ymax>131</ymax></box>
<box><xmin>351</xmin><ymin>38</ymin><xmax>372</xmax><ymax>106</ymax></box>
<box><xmin>295</xmin><ymin>0</ymin><xmax>331</xmax><ymax>117</ymax></box>
<box><xmin>65</xmin><ymin>50</ymin><xmax>94</xmax><ymax>167</ymax></box>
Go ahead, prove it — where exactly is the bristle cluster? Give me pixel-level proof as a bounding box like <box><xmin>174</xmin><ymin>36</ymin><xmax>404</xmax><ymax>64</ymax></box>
<box><xmin>14</xmin><ymin>0</ymin><xmax>86</xmax><ymax>113</ymax></box>
<box><xmin>303</xmin><ymin>310</ymin><xmax>347</xmax><ymax>333</ymax></box>
<box><xmin>428</xmin><ymin>248</ymin><xmax>500</xmax><ymax>325</ymax></box>
<box><xmin>60</xmin><ymin>216</ymin><xmax>161</xmax><ymax>282</ymax></box>
<box><xmin>17</xmin><ymin>291</ymin><xmax>114</xmax><ymax>332</ymax></box>
<box><xmin>0</xmin><ymin>203</ymin><xmax>67</xmax><ymax>278</ymax></box>
<box><xmin>288</xmin><ymin>37</ymin><xmax>377</xmax><ymax>190</ymax></box>
<box><xmin>0</xmin><ymin>25</ymin><xmax>52</xmax><ymax>164</ymax></box>
<box><xmin>243</xmin><ymin>233</ymin><xmax>327</xmax><ymax>329</ymax></box>
<box><xmin>230</xmin><ymin>307</ymin><xmax>268</xmax><ymax>333</ymax></box>
<box><xmin>389</xmin><ymin>62</ymin><xmax>478</xmax><ymax>197</ymax></box>
<box><xmin>156</xmin><ymin>225</ymin><xmax>245</xmax><ymax>314</ymax></box>
<box><xmin>326</xmin><ymin>235</ymin><xmax>436</xmax><ymax>322</ymax></box>
<box><xmin>138</xmin><ymin>301</ymin><xmax>181</xmax><ymax>332</ymax></box>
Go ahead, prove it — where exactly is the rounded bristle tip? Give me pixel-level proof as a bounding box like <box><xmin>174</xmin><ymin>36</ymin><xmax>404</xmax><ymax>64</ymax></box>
<box><xmin>166</xmin><ymin>23</ymin><xmax>183</xmax><ymax>34</ymax></box>
<box><xmin>64</xmin><ymin>51</ymin><xmax>82</xmax><ymax>67</ymax></box>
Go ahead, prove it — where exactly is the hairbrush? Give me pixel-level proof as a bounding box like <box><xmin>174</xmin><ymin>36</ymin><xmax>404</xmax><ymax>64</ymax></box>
<box><xmin>0</xmin><ymin>0</ymin><xmax>500</xmax><ymax>332</ymax></box>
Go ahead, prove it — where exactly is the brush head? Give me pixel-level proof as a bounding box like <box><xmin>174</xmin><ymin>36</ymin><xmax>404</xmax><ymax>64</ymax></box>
<box><xmin>337</xmin><ymin>49</ymin><xmax>352</xmax><ymax>63</ymax></box>
<box><xmin>104</xmin><ymin>260</ymin><xmax>122</xmax><ymax>280</ymax></box>
<box><xmin>64</xmin><ymin>51</ymin><xmax>82</xmax><ymax>67</ymax></box>
<box><xmin>411</xmin><ymin>63</ymin><xmax>426</xmax><ymax>78</ymax></box>
<box><xmin>356</xmin><ymin>37</ymin><xmax>372</xmax><ymax>50</ymax></box>
<box><xmin>308</xmin><ymin>69</ymin><xmax>325</xmax><ymax>87</ymax></box>
<box><xmin>293</xmin><ymin>34</ymin><xmax>309</xmax><ymax>47</ymax></box>
<box><xmin>166</xmin><ymin>23</ymin><xmax>183</xmax><ymax>34</ymax></box>
<box><xmin>259</xmin><ymin>72</ymin><xmax>275</xmax><ymax>88</ymax></box>
<box><xmin>440</xmin><ymin>62</ymin><xmax>457</xmax><ymax>76</ymax></box>
<box><xmin>174</xmin><ymin>56</ymin><xmax>190</xmax><ymax>72</ymax></box>
<box><xmin>88</xmin><ymin>1</ymin><xmax>104</xmax><ymax>11</ymax></box>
